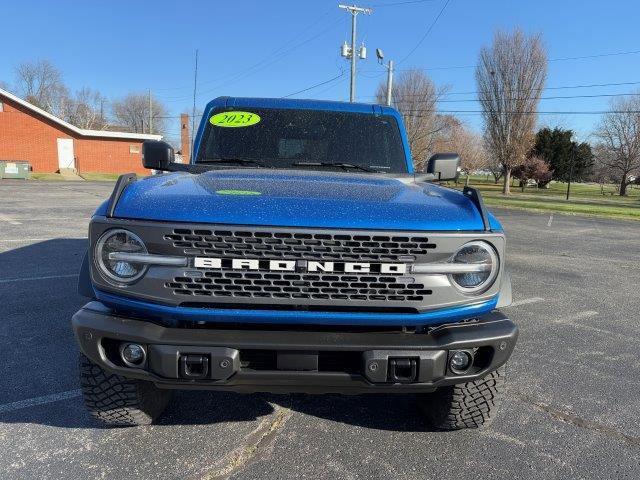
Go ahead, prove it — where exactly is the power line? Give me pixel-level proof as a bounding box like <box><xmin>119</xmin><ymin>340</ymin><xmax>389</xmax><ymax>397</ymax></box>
<box><xmin>371</xmin><ymin>0</ymin><xmax>436</xmax><ymax>6</ymax></box>
<box><xmin>157</xmin><ymin>16</ymin><xmax>343</xmax><ymax>103</ymax></box>
<box><xmin>161</xmin><ymin>23</ymin><xmax>337</xmax><ymax>102</ymax></box>
<box><xmin>314</xmin><ymin>76</ymin><xmax>349</xmax><ymax>96</ymax></box>
<box><xmin>281</xmin><ymin>72</ymin><xmax>346</xmax><ymax>98</ymax></box>
<box><xmin>366</xmin><ymin>48</ymin><xmax>640</xmax><ymax>73</ymax></box>
<box><xmin>375</xmin><ymin>92</ymin><xmax>640</xmax><ymax>103</ymax></box>
<box><xmin>472</xmin><ymin>92</ymin><xmax>640</xmax><ymax>102</ymax></box>
<box><xmin>550</xmin><ymin>49</ymin><xmax>640</xmax><ymax>62</ymax></box>
<box><xmin>197</xmin><ymin>21</ymin><xmax>344</xmax><ymax>100</ymax></box>
<box><xmin>156</xmin><ymin>105</ymin><xmax>634</xmax><ymax>119</ymax></box>
<box><xmin>443</xmin><ymin>80</ymin><xmax>640</xmax><ymax>96</ymax></box>
<box><xmin>155</xmin><ymin>72</ymin><xmax>347</xmax><ymax>104</ymax></box>
<box><xmin>397</xmin><ymin>109</ymin><xmax>640</xmax><ymax>115</ymax></box>
<box><xmin>360</xmin><ymin>80</ymin><xmax>640</xmax><ymax>98</ymax></box>
<box><xmin>397</xmin><ymin>0</ymin><xmax>451</xmax><ymax>65</ymax></box>
<box><xmin>154</xmin><ymin>6</ymin><xmax>338</xmax><ymax>94</ymax></box>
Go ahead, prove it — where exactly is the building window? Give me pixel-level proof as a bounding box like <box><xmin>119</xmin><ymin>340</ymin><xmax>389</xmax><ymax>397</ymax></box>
<box><xmin>129</xmin><ymin>145</ymin><xmax>140</xmax><ymax>154</ymax></box>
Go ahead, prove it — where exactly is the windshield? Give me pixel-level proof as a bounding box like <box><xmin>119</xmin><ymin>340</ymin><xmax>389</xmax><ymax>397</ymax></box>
<box><xmin>196</xmin><ymin>108</ymin><xmax>408</xmax><ymax>173</ymax></box>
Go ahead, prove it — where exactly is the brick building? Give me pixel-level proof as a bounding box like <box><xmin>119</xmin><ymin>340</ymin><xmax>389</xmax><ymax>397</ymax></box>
<box><xmin>0</xmin><ymin>88</ymin><xmax>162</xmax><ymax>174</ymax></box>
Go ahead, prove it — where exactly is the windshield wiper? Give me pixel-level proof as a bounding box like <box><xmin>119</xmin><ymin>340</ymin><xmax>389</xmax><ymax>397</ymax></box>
<box><xmin>200</xmin><ymin>157</ymin><xmax>270</xmax><ymax>168</ymax></box>
<box><xmin>291</xmin><ymin>161</ymin><xmax>380</xmax><ymax>173</ymax></box>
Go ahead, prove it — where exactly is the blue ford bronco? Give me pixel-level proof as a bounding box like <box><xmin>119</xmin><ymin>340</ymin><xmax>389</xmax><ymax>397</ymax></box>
<box><xmin>73</xmin><ymin>97</ymin><xmax>517</xmax><ymax>428</ymax></box>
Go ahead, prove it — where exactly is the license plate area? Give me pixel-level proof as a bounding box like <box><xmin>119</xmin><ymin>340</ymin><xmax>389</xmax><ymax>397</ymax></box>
<box><xmin>277</xmin><ymin>351</ymin><xmax>319</xmax><ymax>371</ymax></box>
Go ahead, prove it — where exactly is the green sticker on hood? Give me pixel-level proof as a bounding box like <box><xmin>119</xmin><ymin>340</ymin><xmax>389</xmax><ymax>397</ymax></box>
<box><xmin>210</xmin><ymin>111</ymin><xmax>261</xmax><ymax>128</ymax></box>
<box><xmin>215</xmin><ymin>189</ymin><xmax>262</xmax><ymax>196</ymax></box>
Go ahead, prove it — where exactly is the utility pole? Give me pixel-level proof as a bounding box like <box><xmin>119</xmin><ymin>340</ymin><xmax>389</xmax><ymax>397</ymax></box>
<box><xmin>376</xmin><ymin>49</ymin><xmax>393</xmax><ymax>106</ymax></box>
<box><xmin>148</xmin><ymin>89</ymin><xmax>153</xmax><ymax>134</ymax></box>
<box><xmin>339</xmin><ymin>4</ymin><xmax>372</xmax><ymax>102</ymax></box>
<box><xmin>191</xmin><ymin>49</ymin><xmax>199</xmax><ymax>149</ymax></box>
<box><xmin>385</xmin><ymin>60</ymin><xmax>394</xmax><ymax>106</ymax></box>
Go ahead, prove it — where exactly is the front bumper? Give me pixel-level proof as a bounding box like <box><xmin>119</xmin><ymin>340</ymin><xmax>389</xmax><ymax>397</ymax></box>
<box><xmin>72</xmin><ymin>303</ymin><xmax>518</xmax><ymax>394</ymax></box>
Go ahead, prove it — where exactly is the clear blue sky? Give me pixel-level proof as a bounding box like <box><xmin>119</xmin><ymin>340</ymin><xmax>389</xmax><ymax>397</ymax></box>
<box><xmin>3</xmin><ymin>0</ymin><xmax>640</xmax><ymax>144</ymax></box>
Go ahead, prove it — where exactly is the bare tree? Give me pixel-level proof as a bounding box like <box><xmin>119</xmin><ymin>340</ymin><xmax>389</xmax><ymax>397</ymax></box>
<box><xmin>111</xmin><ymin>93</ymin><xmax>167</xmax><ymax>135</ymax></box>
<box><xmin>476</xmin><ymin>29</ymin><xmax>547</xmax><ymax>194</ymax></box>
<box><xmin>487</xmin><ymin>156</ymin><xmax>504</xmax><ymax>184</ymax></box>
<box><xmin>14</xmin><ymin>59</ymin><xmax>69</xmax><ymax>117</ymax></box>
<box><xmin>376</xmin><ymin>70</ymin><xmax>449</xmax><ymax>171</ymax></box>
<box><xmin>65</xmin><ymin>87</ymin><xmax>108</xmax><ymax>130</ymax></box>
<box><xmin>589</xmin><ymin>143</ymin><xmax>618</xmax><ymax>193</ymax></box>
<box><xmin>432</xmin><ymin>118</ymin><xmax>488</xmax><ymax>184</ymax></box>
<box><xmin>594</xmin><ymin>95</ymin><xmax>640</xmax><ymax>196</ymax></box>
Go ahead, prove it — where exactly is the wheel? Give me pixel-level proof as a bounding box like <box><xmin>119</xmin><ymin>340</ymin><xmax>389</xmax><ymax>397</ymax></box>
<box><xmin>420</xmin><ymin>366</ymin><xmax>506</xmax><ymax>430</ymax></box>
<box><xmin>78</xmin><ymin>353</ymin><xmax>172</xmax><ymax>427</ymax></box>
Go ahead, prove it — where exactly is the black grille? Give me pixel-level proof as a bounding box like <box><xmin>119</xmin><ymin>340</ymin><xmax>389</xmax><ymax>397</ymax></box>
<box><xmin>166</xmin><ymin>271</ymin><xmax>432</xmax><ymax>303</ymax></box>
<box><xmin>164</xmin><ymin>228</ymin><xmax>436</xmax><ymax>262</ymax></box>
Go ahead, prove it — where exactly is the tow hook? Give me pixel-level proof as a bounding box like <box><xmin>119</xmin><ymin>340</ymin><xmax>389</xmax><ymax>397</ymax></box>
<box><xmin>388</xmin><ymin>358</ymin><xmax>418</xmax><ymax>383</ymax></box>
<box><xmin>179</xmin><ymin>354</ymin><xmax>209</xmax><ymax>379</ymax></box>
<box><xmin>363</xmin><ymin>350</ymin><xmax>447</xmax><ymax>384</ymax></box>
<box><xmin>147</xmin><ymin>346</ymin><xmax>239</xmax><ymax>380</ymax></box>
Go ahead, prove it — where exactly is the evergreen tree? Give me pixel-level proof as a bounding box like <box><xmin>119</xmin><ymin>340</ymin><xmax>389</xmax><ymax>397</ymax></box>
<box><xmin>531</xmin><ymin>127</ymin><xmax>593</xmax><ymax>181</ymax></box>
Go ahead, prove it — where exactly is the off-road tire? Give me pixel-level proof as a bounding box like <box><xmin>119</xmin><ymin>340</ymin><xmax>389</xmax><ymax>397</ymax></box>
<box><xmin>79</xmin><ymin>353</ymin><xmax>172</xmax><ymax>427</ymax></box>
<box><xmin>421</xmin><ymin>366</ymin><xmax>506</xmax><ymax>430</ymax></box>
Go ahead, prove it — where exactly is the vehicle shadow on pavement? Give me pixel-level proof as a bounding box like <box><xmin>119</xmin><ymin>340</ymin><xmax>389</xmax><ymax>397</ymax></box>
<box><xmin>1</xmin><ymin>239</ymin><xmax>432</xmax><ymax>432</ymax></box>
<box><xmin>268</xmin><ymin>393</ymin><xmax>438</xmax><ymax>432</ymax></box>
<box><xmin>0</xmin><ymin>238</ymin><xmax>273</xmax><ymax>430</ymax></box>
<box><xmin>158</xmin><ymin>391</ymin><xmax>276</xmax><ymax>426</ymax></box>
<box><xmin>0</xmin><ymin>238</ymin><xmax>87</xmax><ymax>282</ymax></box>
<box><xmin>0</xmin><ymin>392</ymin><xmax>277</xmax><ymax>429</ymax></box>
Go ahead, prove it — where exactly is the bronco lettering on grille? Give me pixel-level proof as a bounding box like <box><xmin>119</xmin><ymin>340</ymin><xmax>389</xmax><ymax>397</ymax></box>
<box><xmin>193</xmin><ymin>257</ymin><xmax>407</xmax><ymax>274</ymax></box>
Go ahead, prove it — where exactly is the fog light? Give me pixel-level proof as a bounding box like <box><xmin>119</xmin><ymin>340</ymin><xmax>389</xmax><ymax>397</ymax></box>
<box><xmin>120</xmin><ymin>343</ymin><xmax>146</xmax><ymax>367</ymax></box>
<box><xmin>449</xmin><ymin>350</ymin><xmax>472</xmax><ymax>374</ymax></box>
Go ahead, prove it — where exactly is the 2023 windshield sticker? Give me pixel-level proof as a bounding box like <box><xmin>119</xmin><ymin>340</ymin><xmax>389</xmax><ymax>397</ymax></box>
<box><xmin>210</xmin><ymin>111</ymin><xmax>261</xmax><ymax>127</ymax></box>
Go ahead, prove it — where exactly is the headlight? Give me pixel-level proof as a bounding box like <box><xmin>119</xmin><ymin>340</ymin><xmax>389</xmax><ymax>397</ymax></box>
<box><xmin>95</xmin><ymin>229</ymin><xmax>148</xmax><ymax>284</ymax></box>
<box><xmin>449</xmin><ymin>241</ymin><xmax>499</xmax><ymax>294</ymax></box>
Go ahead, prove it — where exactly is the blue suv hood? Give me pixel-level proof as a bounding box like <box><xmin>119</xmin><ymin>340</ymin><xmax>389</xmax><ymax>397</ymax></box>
<box><xmin>111</xmin><ymin>169</ymin><xmax>495</xmax><ymax>231</ymax></box>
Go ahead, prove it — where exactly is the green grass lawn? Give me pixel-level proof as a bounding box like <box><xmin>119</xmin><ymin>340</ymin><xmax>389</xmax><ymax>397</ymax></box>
<box><xmin>30</xmin><ymin>173</ymin><xmax>68</xmax><ymax>181</ymax></box>
<box><xmin>78</xmin><ymin>172</ymin><xmax>121</xmax><ymax>182</ymax></box>
<box><xmin>30</xmin><ymin>172</ymin><xmax>124</xmax><ymax>182</ymax></box>
<box><xmin>453</xmin><ymin>175</ymin><xmax>640</xmax><ymax>221</ymax></box>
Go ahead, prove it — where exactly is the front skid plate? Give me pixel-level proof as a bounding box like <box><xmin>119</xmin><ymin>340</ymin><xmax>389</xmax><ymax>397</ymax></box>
<box><xmin>72</xmin><ymin>306</ymin><xmax>518</xmax><ymax>394</ymax></box>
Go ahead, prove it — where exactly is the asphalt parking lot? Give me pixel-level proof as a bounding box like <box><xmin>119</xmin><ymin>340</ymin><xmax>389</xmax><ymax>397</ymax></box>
<box><xmin>1</xmin><ymin>179</ymin><xmax>639</xmax><ymax>479</ymax></box>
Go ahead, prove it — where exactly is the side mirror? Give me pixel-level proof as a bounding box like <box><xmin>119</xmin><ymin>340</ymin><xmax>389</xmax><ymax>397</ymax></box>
<box><xmin>426</xmin><ymin>153</ymin><xmax>460</xmax><ymax>181</ymax></box>
<box><xmin>142</xmin><ymin>140</ymin><xmax>174</xmax><ymax>171</ymax></box>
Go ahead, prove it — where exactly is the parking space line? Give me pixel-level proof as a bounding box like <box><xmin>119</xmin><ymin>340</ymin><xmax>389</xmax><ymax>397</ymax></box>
<box><xmin>0</xmin><ymin>238</ymin><xmax>58</xmax><ymax>243</ymax></box>
<box><xmin>0</xmin><ymin>213</ymin><xmax>22</xmax><ymax>225</ymax></box>
<box><xmin>0</xmin><ymin>237</ymin><xmax>86</xmax><ymax>243</ymax></box>
<box><xmin>509</xmin><ymin>297</ymin><xmax>544</xmax><ymax>307</ymax></box>
<box><xmin>0</xmin><ymin>273</ymin><xmax>78</xmax><ymax>284</ymax></box>
<box><xmin>12</xmin><ymin>217</ymin><xmax>91</xmax><ymax>221</ymax></box>
<box><xmin>0</xmin><ymin>389</ymin><xmax>81</xmax><ymax>414</ymax></box>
